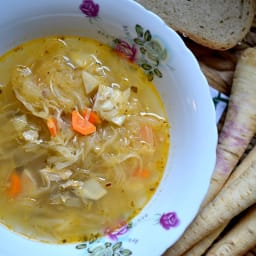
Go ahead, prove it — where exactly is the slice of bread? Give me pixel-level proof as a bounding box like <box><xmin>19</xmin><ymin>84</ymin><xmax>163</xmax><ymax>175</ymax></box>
<box><xmin>135</xmin><ymin>0</ymin><xmax>255</xmax><ymax>50</ymax></box>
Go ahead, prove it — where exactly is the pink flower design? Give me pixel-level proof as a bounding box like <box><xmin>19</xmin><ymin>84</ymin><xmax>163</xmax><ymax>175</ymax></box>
<box><xmin>104</xmin><ymin>221</ymin><xmax>131</xmax><ymax>241</ymax></box>
<box><xmin>80</xmin><ymin>0</ymin><xmax>99</xmax><ymax>17</ymax></box>
<box><xmin>114</xmin><ymin>39</ymin><xmax>137</xmax><ymax>62</ymax></box>
<box><xmin>159</xmin><ymin>212</ymin><xmax>179</xmax><ymax>230</ymax></box>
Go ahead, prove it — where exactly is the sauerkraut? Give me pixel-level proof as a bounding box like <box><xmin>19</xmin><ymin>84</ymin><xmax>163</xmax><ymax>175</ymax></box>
<box><xmin>0</xmin><ymin>36</ymin><xmax>170</xmax><ymax>243</ymax></box>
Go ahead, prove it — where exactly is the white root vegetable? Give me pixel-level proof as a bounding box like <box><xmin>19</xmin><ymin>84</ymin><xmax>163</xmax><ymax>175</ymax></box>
<box><xmin>182</xmin><ymin>144</ymin><xmax>256</xmax><ymax>256</ymax></box>
<box><xmin>206</xmin><ymin>205</ymin><xmax>256</xmax><ymax>256</ymax></box>
<box><xmin>165</xmin><ymin>144</ymin><xmax>256</xmax><ymax>255</ymax></box>
<box><xmin>164</xmin><ymin>47</ymin><xmax>256</xmax><ymax>256</ymax></box>
<box><xmin>205</xmin><ymin>47</ymin><xmax>256</xmax><ymax>205</ymax></box>
<box><xmin>182</xmin><ymin>225</ymin><xmax>226</xmax><ymax>256</ymax></box>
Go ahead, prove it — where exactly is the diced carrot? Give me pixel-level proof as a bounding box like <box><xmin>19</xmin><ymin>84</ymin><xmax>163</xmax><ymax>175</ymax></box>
<box><xmin>72</xmin><ymin>110</ymin><xmax>96</xmax><ymax>136</ymax></box>
<box><xmin>82</xmin><ymin>109</ymin><xmax>102</xmax><ymax>125</ymax></box>
<box><xmin>133</xmin><ymin>168</ymin><xmax>150</xmax><ymax>178</ymax></box>
<box><xmin>7</xmin><ymin>172</ymin><xmax>22</xmax><ymax>198</ymax></box>
<box><xmin>47</xmin><ymin>117</ymin><xmax>58</xmax><ymax>137</ymax></box>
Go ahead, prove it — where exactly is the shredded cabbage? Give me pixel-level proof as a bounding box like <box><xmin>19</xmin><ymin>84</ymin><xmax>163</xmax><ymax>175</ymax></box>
<box><xmin>0</xmin><ymin>36</ymin><xmax>171</xmax><ymax>244</ymax></box>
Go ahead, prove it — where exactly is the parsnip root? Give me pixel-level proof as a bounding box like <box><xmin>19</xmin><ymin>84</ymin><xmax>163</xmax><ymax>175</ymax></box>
<box><xmin>206</xmin><ymin>205</ymin><xmax>256</xmax><ymax>256</ymax></box>
<box><xmin>182</xmin><ymin>225</ymin><xmax>226</xmax><ymax>256</ymax></box>
<box><xmin>180</xmin><ymin>144</ymin><xmax>256</xmax><ymax>256</ymax></box>
<box><xmin>205</xmin><ymin>47</ymin><xmax>256</xmax><ymax>205</ymax></box>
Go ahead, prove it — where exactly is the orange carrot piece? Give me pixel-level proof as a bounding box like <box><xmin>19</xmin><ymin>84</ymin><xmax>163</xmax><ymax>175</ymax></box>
<box><xmin>7</xmin><ymin>172</ymin><xmax>22</xmax><ymax>198</ymax></box>
<box><xmin>72</xmin><ymin>110</ymin><xmax>96</xmax><ymax>136</ymax></box>
<box><xmin>133</xmin><ymin>168</ymin><xmax>150</xmax><ymax>178</ymax></box>
<box><xmin>82</xmin><ymin>109</ymin><xmax>102</xmax><ymax>125</ymax></box>
<box><xmin>47</xmin><ymin>117</ymin><xmax>58</xmax><ymax>137</ymax></box>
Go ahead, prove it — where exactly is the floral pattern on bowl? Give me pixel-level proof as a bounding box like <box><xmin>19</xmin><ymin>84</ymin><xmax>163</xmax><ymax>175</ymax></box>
<box><xmin>76</xmin><ymin>241</ymin><xmax>132</xmax><ymax>256</ymax></box>
<box><xmin>75</xmin><ymin>211</ymin><xmax>180</xmax><ymax>255</ymax></box>
<box><xmin>80</xmin><ymin>0</ymin><xmax>167</xmax><ymax>81</ymax></box>
<box><xmin>80</xmin><ymin>0</ymin><xmax>99</xmax><ymax>18</ymax></box>
<box><xmin>159</xmin><ymin>212</ymin><xmax>180</xmax><ymax>230</ymax></box>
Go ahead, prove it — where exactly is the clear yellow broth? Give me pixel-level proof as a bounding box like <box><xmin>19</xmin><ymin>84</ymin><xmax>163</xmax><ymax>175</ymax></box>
<box><xmin>0</xmin><ymin>36</ymin><xmax>170</xmax><ymax>243</ymax></box>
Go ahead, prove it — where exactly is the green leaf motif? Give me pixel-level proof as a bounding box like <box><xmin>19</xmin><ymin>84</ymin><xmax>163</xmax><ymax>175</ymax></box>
<box><xmin>105</xmin><ymin>242</ymin><xmax>112</xmax><ymax>248</ymax></box>
<box><xmin>146</xmin><ymin>52</ymin><xmax>159</xmax><ymax>62</ymax></box>
<box><xmin>134</xmin><ymin>38</ymin><xmax>145</xmax><ymax>46</ymax></box>
<box><xmin>140</xmin><ymin>47</ymin><xmax>146</xmax><ymax>54</ymax></box>
<box><xmin>76</xmin><ymin>243</ymin><xmax>87</xmax><ymax>249</ymax></box>
<box><xmin>127</xmin><ymin>223</ymin><xmax>133</xmax><ymax>229</ymax></box>
<box><xmin>135</xmin><ymin>24</ymin><xmax>144</xmax><ymax>37</ymax></box>
<box><xmin>112</xmin><ymin>241</ymin><xmax>122</xmax><ymax>251</ymax></box>
<box><xmin>144</xmin><ymin>30</ymin><xmax>152</xmax><ymax>41</ymax></box>
<box><xmin>141</xmin><ymin>63</ymin><xmax>152</xmax><ymax>70</ymax></box>
<box><xmin>113</xmin><ymin>38</ymin><xmax>120</xmax><ymax>44</ymax></box>
<box><xmin>88</xmin><ymin>245</ymin><xmax>105</xmax><ymax>253</ymax></box>
<box><xmin>120</xmin><ymin>249</ymin><xmax>133</xmax><ymax>256</ymax></box>
<box><xmin>76</xmin><ymin>240</ymin><xmax>133</xmax><ymax>256</ymax></box>
<box><xmin>154</xmin><ymin>68</ymin><xmax>163</xmax><ymax>78</ymax></box>
<box><xmin>133</xmin><ymin>24</ymin><xmax>168</xmax><ymax>81</ymax></box>
<box><xmin>160</xmin><ymin>48</ymin><xmax>168</xmax><ymax>61</ymax></box>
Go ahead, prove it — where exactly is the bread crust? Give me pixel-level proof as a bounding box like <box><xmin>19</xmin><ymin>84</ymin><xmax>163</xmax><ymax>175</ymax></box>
<box><xmin>135</xmin><ymin>0</ymin><xmax>255</xmax><ymax>50</ymax></box>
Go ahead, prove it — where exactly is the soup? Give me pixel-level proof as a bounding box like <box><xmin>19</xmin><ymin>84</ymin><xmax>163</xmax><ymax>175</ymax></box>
<box><xmin>0</xmin><ymin>36</ymin><xmax>169</xmax><ymax>243</ymax></box>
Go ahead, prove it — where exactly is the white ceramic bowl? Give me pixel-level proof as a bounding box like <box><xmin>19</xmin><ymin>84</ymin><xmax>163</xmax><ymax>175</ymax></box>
<box><xmin>0</xmin><ymin>0</ymin><xmax>217</xmax><ymax>255</ymax></box>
